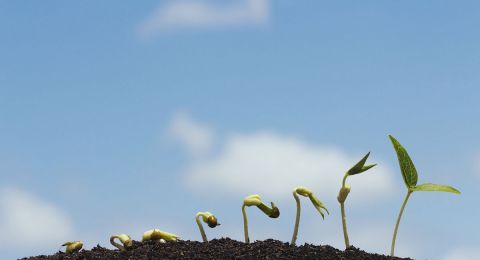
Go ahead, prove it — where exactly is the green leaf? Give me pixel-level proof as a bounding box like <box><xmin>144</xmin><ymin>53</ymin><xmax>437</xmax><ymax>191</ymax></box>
<box><xmin>412</xmin><ymin>183</ymin><xmax>461</xmax><ymax>194</ymax></box>
<box><xmin>308</xmin><ymin>194</ymin><xmax>329</xmax><ymax>219</ymax></box>
<box><xmin>388</xmin><ymin>135</ymin><xmax>418</xmax><ymax>188</ymax></box>
<box><xmin>347</xmin><ymin>152</ymin><xmax>377</xmax><ymax>175</ymax></box>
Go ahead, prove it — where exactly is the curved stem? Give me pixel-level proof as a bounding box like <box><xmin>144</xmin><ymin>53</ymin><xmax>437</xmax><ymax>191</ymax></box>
<box><xmin>196</xmin><ymin>213</ymin><xmax>208</xmax><ymax>242</ymax></box>
<box><xmin>242</xmin><ymin>205</ymin><xmax>249</xmax><ymax>243</ymax></box>
<box><xmin>391</xmin><ymin>191</ymin><xmax>412</xmax><ymax>257</ymax></box>
<box><xmin>110</xmin><ymin>237</ymin><xmax>124</xmax><ymax>251</ymax></box>
<box><xmin>291</xmin><ymin>191</ymin><xmax>301</xmax><ymax>245</ymax></box>
<box><xmin>340</xmin><ymin>173</ymin><xmax>350</xmax><ymax>248</ymax></box>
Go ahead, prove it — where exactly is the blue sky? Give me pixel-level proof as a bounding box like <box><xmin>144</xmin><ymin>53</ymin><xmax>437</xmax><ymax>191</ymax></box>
<box><xmin>1</xmin><ymin>0</ymin><xmax>479</xmax><ymax>259</ymax></box>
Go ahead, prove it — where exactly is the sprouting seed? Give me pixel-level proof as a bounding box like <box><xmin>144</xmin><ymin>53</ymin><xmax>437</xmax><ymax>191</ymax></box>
<box><xmin>388</xmin><ymin>135</ymin><xmax>460</xmax><ymax>257</ymax></box>
<box><xmin>242</xmin><ymin>194</ymin><xmax>280</xmax><ymax>243</ymax></box>
<box><xmin>196</xmin><ymin>211</ymin><xmax>220</xmax><ymax>242</ymax></box>
<box><xmin>62</xmin><ymin>241</ymin><xmax>83</xmax><ymax>254</ymax></box>
<box><xmin>291</xmin><ymin>186</ymin><xmax>328</xmax><ymax>246</ymax></box>
<box><xmin>142</xmin><ymin>229</ymin><xmax>179</xmax><ymax>242</ymax></box>
<box><xmin>110</xmin><ymin>234</ymin><xmax>133</xmax><ymax>251</ymax></box>
<box><xmin>337</xmin><ymin>152</ymin><xmax>376</xmax><ymax>249</ymax></box>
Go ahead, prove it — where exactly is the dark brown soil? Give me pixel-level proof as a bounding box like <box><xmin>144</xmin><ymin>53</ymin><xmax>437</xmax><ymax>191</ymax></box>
<box><xmin>22</xmin><ymin>238</ymin><xmax>412</xmax><ymax>260</ymax></box>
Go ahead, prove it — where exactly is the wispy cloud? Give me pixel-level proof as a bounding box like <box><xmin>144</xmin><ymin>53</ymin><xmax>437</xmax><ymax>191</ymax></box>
<box><xmin>0</xmin><ymin>187</ymin><xmax>73</xmax><ymax>251</ymax></box>
<box><xmin>138</xmin><ymin>0</ymin><xmax>270</xmax><ymax>37</ymax></box>
<box><xmin>169</xmin><ymin>113</ymin><xmax>396</xmax><ymax>205</ymax></box>
<box><xmin>168</xmin><ymin>112</ymin><xmax>214</xmax><ymax>157</ymax></box>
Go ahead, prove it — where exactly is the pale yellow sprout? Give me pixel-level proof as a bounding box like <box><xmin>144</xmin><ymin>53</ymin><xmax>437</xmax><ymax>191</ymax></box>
<box><xmin>110</xmin><ymin>234</ymin><xmax>133</xmax><ymax>251</ymax></box>
<box><xmin>142</xmin><ymin>229</ymin><xmax>179</xmax><ymax>242</ymax></box>
<box><xmin>242</xmin><ymin>194</ymin><xmax>280</xmax><ymax>243</ymax></box>
<box><xmin>291</xmin><ymin>186</ymin><xmax>329</xmax><ymax>245</ymax></box>
<box><xmin>62</xmin><ymin>241</ymin><xmax>83</xmax><ymax>253</ymax></box>
<box><xmin>196</xmin><ymin>211</ymin><xmax>220</xmax><ymax>242</ymax></box>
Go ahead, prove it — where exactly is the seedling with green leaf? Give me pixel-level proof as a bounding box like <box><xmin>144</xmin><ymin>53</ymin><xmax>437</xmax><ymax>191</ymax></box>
<box><xmin>110</xmin><ymin>234</ymin><xmax>133</xmax><ymax>251</ymax></box>
<box><xmin>242</xmin><ymin>194</ymin><xmax>280</xmax><ymax>243</ymax></box>
<box><xmin>337</xmin><ymin>152</ymin><xmax>376</xmax><ymax>249</ymax></box>
<box><xmin>196</xmin><ymin>211</ymin><xmax>220</xmax><ymax>242</ymax></box>
<box><xmin>291</xmin><ymin>186</ymin><xmax>328</xmax><ymax>246</ymax></box>
<box><xmin>388</xmin><ymin>134</ymin><xmax>460</xmax><ymax>257</ymax></box>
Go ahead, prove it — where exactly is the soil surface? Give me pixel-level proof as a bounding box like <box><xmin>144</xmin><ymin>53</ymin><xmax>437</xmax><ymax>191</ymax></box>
<box><xmin>22</xmin><ymin>238</ymin><xmax>412</xmax><ymax>260</ymax></box>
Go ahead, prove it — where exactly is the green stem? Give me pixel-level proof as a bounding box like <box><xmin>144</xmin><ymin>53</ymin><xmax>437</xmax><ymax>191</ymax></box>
<box><xmin>340</xmin><ymin>174</ymin><xmax>350</xmax><ymax>248</ymax></box>
<box><xmin>242</xmin><ymin>205</ymin><xmax>250</xmax><ymax>243</ymax></box>
<box><xmin>340</xmin><ymin>202</ymin><xmax>350</xmax><ymax>248</ymax></box>
<box><xmin>195</xmin><ymin>213</ymin><xmax>208</xmax><ymax>242</ymax></box>
<box><xmin>391</xmin><ymin>190</ymin><xmax>412</xmax><ymax>257</ymax></box>
<box><xmin>291</xmin><ymin>191</ymin><xmax>301</xmax><ymax>245</ymax></box>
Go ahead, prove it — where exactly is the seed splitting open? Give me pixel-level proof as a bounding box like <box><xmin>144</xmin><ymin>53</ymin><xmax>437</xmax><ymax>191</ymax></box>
<box><xmin>142</xmin><ymin>229</ymin><xmax>179</xmax><ymax>242</ymax></box>
<box><xmin>61</xmin><ymin>241</ymin><xmax>83</xmax><ymax>254</ymax></box>
<box><xmin>242</xmin><ymin>194</ymin><xmax>280</xmax><ymax>243</ymax></box>
<box><xmin>196</xmin><ymin>211</ymin><xmax>220</xmax><ymax>242</ymax></box>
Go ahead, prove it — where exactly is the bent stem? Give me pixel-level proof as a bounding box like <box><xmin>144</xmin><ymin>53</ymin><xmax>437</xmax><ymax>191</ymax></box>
<box><xmin>340</xmin><ymin>174</ymin><xmax>350</xmax><ymax>248</ymax></box>
<box><xmin>110</xmin><ymin>237</ymin><xmax>124</xmax><ymax>251</ymax></box>
<box><xmin>391</xmin><ymin>190</ymin><xmax>412</xmax><ymax>257</ymax></box>
<box><xmin>291</xmin><ymin>191</ymin><xmax>301</xmax><ymax>245</ymax></box>
<box><xmin>242</xmin><ymin>205</ymin><xmax>250</xmax><ymax>243</ymax></box>
<box><xmin>196</xmin><ymin>213</ymin><xmax>208</xmax><ymax>242</ymax></box>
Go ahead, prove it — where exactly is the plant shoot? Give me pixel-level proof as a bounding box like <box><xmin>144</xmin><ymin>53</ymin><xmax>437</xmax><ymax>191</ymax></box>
<box><xmin>388</xmin><ymin>135</ymin><xmax>460</xmax><ymax>257</ymax></box>
<box><xmin>337</xmin><ymin>152</ymin><xmax>376</xmax><ymax>248</ymax></box>
<box><xmin>196</xmin><ymin>211</ymin><xmax>220</xmax><ymax>242</ymax></box>
<box><xmin>291</xmin><ymin>186</ymin><xmax>328</xmax><ymax>246</ymax></box>
<box><xmin>142</xmin><ymin>229</ymin><xmax>179</xmax><ymax>242</ymax></box>
<box><xmin>242</xmin><ymin>194</ymin><xmax>280</xmax><ymax>243</ymax></box>
<box><xmin>110</xmin><ymin>234</ymin><xmax>133</xmax><ymax>251</ymax></box>
<box><xmin>62</xmin><ymin>241</ymin><xmax>83</xmax><ymax>254</ymax></box>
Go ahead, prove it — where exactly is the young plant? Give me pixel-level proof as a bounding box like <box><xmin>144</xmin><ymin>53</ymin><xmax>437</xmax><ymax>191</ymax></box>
<box><xmin>110</xmin><ymin>234</ymin><xmax>133</xmax><ymax>251</ymax></box>
<box><xmin>142</xmin><ymin>229</ymin><xmax>179</xmax><ymax>242</ymax></box>
<box><xmin>291</xmin><ymin>186</ymin><xmax>329</xmax><ymax>246</ymax></box>
<box><xmin>388</xmin><ymin>135</ymin><xmax>461</xmax><ymax>257</ymax></box>
<box><xmin>61</xmin><ymin>241</ymin><xmax>83</xmax><ymax>253</ymax></box>
<box><xmin>196</xmin><ymin>211</ymin><xmax>220</xmax><ymax>242</ymax></box>
<box><xmin>337</xmin><ymin>152</ymin><xmax>376</xmax><ymax>249</ymax></box>
<box><xmin>242</xmin><ymin>194</ymin><xmax>280</xmax><ymax>243</ymax></box>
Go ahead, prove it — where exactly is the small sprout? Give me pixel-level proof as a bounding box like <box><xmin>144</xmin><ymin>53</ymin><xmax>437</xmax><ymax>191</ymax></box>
<box><xmin>196</xmin><ymin>211</ymin><xmax>220</xmax><ymax>242</ymax></box>
<box><xmin>291</xmin><ymin>186</ymin><xmax>328</xmax><ymax>246</ymax></box>
<box><xmin>337</xmin><ymin>152</ymin><xmax>376</xmax><ymax>249</ymax></box>
<box><xmin>242</xmin><ymin>194</ymin><xmax>280</xmax><ymax>243</ymax></box>
<box><xmin>388</xmin><ymin>135</ymin><xmax>460</xmax><ymax>257</ymax></box>
<box><xmin>110</xmin><ymin>234</ymin><xmax>133</xmax><ymax>251</ymax></box>
<box><xmin>62</xmin><ymin>241</ymin><xmax>83</xmax><ymax>254</ymax></box>
<box><xmin>142</xmin><ymin>229</ymin><xmax>179</xmax><ymax>242</ymax></box>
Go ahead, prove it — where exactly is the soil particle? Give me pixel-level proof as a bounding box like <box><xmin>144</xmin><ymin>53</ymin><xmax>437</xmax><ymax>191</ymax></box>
<box><xmin>22</xmin><ymin>238</ymin><xmax>413</xmax><ymax>260</ymax></box>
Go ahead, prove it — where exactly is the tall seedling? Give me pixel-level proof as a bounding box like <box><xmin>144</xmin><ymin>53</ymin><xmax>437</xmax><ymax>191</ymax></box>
<box><xmin>388</xmin><ymin>135</ymin><xmax>460</xmax><ymax>257</ymax></box>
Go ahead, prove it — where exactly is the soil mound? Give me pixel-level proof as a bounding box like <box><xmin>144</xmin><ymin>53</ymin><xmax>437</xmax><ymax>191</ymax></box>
<box><xmin>22</xmin><ymin>238</ymin><xmax>412</xmax><ymax>260</ymax></box>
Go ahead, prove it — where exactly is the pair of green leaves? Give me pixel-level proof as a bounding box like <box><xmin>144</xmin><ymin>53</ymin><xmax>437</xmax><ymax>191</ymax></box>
<box><xmin>347</xmin><ymin>152</ymin><xmax>377</xmax><ymax>176</ymax></box>
<box><xmin>388</xmin><ymin>135</ymin><xmax>460</xmax><ymax>194</ymax></box>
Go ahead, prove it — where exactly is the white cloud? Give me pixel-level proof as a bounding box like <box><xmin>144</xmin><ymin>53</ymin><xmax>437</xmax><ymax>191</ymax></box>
<box><xmin>183</xmin><ymin>129</ymin><xmax>396</xmax><ymax>204</ymax></box>
<box><xmin>0</xmin><ymin>187</ymin><xmax>73</xmax><ymax>249</ymax></box>
<box><xmin>443</xmin><ymin>247</ymin><xmax>480</xmax><ymax>260</ymax></box>
<box><xmin>169</xmin><ymin>112</ymin><xmax>214</xmax><ymax>156</ymax></box>
<box><xmin>138</xmin><ymin>0</ymin><xmax>270</xmax><ymax>36</ymax></box>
